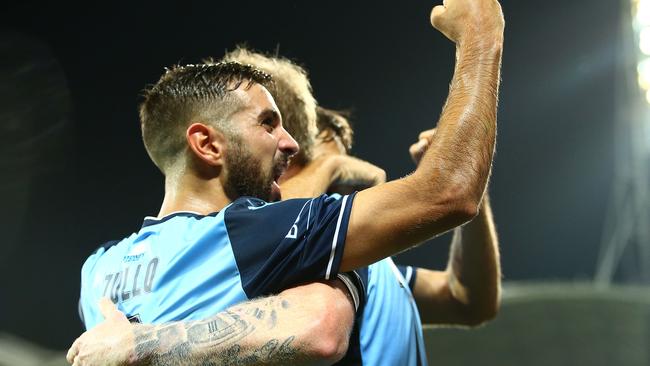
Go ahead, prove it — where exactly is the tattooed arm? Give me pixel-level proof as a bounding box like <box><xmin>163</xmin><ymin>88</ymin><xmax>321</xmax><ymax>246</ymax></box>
<box><xmin>67</xmin><ymin>280</ymin><xmax>355</xmax><ymax>366</ymax></box>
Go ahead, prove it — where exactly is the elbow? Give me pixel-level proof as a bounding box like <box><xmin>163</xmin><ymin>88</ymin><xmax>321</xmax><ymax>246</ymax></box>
<box><xmin>450</xmin><ymin>176</ymin><xmax>484</xmax><ymax>222</ymax></box>
<box><xmin>453</xmin><ymin>200</ymin><xmax>480</xmax><ymax>224</ymax></box>
<box><xmin>456</xmin><ymin>293</ymin><xmax>500</xmax><ymax>327</ymax></box>
<box><xmin>301</xmin><ymin>287</ymin><xmax>353</xmax><ymax>363</ymax></box>
<box><xmin>448</xmin><ymin>277</ymin><xmax>500</xmax><ymax>327</ymax></box>
<box><xmin>437</xmin><ymin>193</ymin><xmax>480</xmax><ymax>229</ymax></box>
<box><xmin>433</xmin><ymin>179</ymin><xmax>482</xmax><ymax>225</ymax></box>
<box><xmin>312</xmin><ymin>332</ymin><xmax>348</xmax><ymax>363</ymax></box>
<box><xmin>309</xmin><ymin>312</ymin><xmax>350</xmax><ymax>363</ymax></box>
<box><xmin>461</xmin><ymin>301</ymin><xmax>500</xmax><ymax>327</ymax></box>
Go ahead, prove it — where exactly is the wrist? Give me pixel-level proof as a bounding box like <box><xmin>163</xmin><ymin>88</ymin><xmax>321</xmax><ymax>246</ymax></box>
<box><xmin>457</xmin><ymin>34</ymin><xmax>503</xmax><ymax>55</ymax></box>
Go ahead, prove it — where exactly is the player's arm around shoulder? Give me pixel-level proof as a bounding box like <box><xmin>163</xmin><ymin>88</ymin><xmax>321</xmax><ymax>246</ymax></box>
<box><xmin>67</xmin><ymin>280</ymin><xmax>356</xmax><ymax>366</ymax></box>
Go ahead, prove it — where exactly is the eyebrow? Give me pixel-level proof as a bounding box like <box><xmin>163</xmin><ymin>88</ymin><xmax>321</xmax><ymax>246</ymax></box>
<box><xmin>259</xmin><ymin>108</ymin><xmax>281</xmax><ymax>123</ymax></box>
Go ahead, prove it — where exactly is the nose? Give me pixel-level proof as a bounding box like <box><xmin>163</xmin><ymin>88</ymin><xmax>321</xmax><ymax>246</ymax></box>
<box><xmin>278</xmin><ymin>127</ymin><xmax>299</xmax><ymax>157</ymax></box>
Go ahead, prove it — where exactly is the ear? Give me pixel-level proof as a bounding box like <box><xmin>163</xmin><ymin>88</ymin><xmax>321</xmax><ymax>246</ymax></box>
<box><xmin>186</xmin><ymin>123</ymin><xmax>227</xmax><ymax>167</ymax></box>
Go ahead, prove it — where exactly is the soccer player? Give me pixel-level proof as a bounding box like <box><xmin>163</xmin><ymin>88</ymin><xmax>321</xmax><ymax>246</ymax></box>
<box><xmin>67</xmin><ymin>107</ymin><xmax>500</xmax><ymax>366</ymax></box>
<box><xmin>69</xmin><ymin>0</ymin><xmax>504</xmax><ymax>364</ymax></box>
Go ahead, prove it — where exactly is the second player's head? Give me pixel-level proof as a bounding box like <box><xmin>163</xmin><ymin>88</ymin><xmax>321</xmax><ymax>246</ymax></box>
<box><xmin>315</xmin><ymin>106</ymin><xmax>354</xmax><ymax>156</ymax></box>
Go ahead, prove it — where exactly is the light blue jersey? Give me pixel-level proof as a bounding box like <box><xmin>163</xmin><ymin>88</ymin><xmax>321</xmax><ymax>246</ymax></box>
<box><xmin>334</xmin><ymin>258</ymin><xmax>427</xmax><ymax>366</ymax></box>
<box><xmin>317</xmin><ymin>193</ymin><xmax>427</xmax><ymax>366</ymax></box>
<box><xmin>361</xmin><ymin>258</ymin><xmax>427</xmax><ymax>365</ymax></box>
<box><xmin>79</xmin><ymin>194</ymin><xmax>356</xmax><ymax>329</ymax></box>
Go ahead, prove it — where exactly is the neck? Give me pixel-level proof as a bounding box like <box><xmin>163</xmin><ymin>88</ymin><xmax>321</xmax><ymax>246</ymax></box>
<box><xmin>158</xmin><ymin>171</ymin><xmax>231</xmax><ymax>218</ymax></box>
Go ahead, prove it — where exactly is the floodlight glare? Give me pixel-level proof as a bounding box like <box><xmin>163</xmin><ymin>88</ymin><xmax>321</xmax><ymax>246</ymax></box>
<box><xmin>637</xmin><ymin>58</ymin><xmax>650</xmax><ymax>89</ymax></box>
<box><xmin>640</xmin><ymin>27</ymin><xmax>650</xmax><ymax>54</ymax></box>
<box><xmin>636</xmin><ymin>0</ymin><xmax>650</xmax><ymax>27</ymax></box>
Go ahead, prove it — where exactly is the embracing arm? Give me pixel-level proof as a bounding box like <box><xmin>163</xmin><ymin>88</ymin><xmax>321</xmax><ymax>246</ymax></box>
<box><xmin>341</xmin><ymin>0</ymin><xmax>504</xmax><ymax>272</ymax></box>
<box><xmin>280</xmin><ymin>154</ymin><xmax>386</xmax><ymax>199</ymax></box>
<box><xmin>68</xmin><ymin>280</ymin><xmax>355</xmax><ymax>366</ymax></box>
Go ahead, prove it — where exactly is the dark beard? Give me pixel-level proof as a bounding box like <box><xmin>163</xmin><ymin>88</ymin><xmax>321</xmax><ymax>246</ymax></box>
<box><xmin>223</xmin><ymin>135</ymin><xmax>275</xmax><ymax>202</ymax></box>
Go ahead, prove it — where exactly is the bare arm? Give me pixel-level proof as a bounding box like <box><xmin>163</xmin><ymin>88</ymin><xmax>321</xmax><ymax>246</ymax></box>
<box><xmin>412</xmin><ymin>194</ymin><xmax>500</xmax><ymax>326</ymax></box>
<box><xmin>68</xmin><ymin>280</ymin><xmax>355</xmax><ymax>366</ymax></box>
<box><xmin>341</xmin><ymin>0</ymin><xmax>504</xmax><ymax>272</ymax></box>
<box><xmin>281</xmin><ymin>154</ymin><xmax>386</xmax><ymax>199</ymax></box>
<box><xmin>405</xmin><ymin>127</ymin><xmax>501</xmax><ymax>326</ymax></box>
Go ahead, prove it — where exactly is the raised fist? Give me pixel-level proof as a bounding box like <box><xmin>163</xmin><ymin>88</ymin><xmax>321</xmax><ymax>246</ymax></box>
<box><xmin>430</xmin><ymin>0</ymin><xmax>504</xmax><ymax>45</ymax></box>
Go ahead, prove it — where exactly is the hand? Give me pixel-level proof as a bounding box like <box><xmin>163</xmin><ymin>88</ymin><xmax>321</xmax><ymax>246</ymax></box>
<box><xmin>331</xmin><ymin>155</ymin><xmax>387</xmax><ymax>193</ymax></box>
<box><xmin>409</xmin><ymin>128</ymin><xmax>437</xmax><ymax>166</ymax></box>
<box><xmin>67</xmin><ymin>298</ymin><xmax>135</xmax><ymax>366</ymax></box>
<box><xmin>430</xmin><ymin>0</ymin><xmax>504</xmax><ymax>45</ymax></box>
<box><xmin>313</xmin><ymin>137</ymin><xmax>386</xmax><ymax>193</ymax></box>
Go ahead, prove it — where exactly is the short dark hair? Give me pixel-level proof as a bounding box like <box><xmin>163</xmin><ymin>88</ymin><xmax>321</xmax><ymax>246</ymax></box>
<box><xmin>139</xmin><ymin>61</ymin><xmax>272</xmax><ymax>173</ymax></box>
<box><xmin>316</xmin><ymin>107</ymin><xmax>354</xmax><ymax>153</ymax></box>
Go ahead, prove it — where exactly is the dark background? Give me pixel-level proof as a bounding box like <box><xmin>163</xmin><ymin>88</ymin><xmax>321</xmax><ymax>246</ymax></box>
<box><xmin>0</xmin><ymin>0</ymin><xmax>619</xmax><ymax>350</ymax></box>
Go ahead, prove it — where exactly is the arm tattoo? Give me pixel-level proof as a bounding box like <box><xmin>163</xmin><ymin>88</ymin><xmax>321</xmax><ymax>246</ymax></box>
<box><xmin>132</xmin><ymin>298</ymin><xmax>304</xmax><ymax>366</ymax></box>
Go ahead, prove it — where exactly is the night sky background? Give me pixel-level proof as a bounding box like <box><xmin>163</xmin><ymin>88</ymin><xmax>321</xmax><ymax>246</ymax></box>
<box><xmin>0</xmin><ymin>0</ymin><xmax>622</xmax><ymax>350</ymax></box>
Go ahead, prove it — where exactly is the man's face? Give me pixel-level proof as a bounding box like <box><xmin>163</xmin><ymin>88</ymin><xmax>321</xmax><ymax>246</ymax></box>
<box><xmin>222</xmin><ymin>83</ymin><xmax>299</xmax><ymax>202</ymax></box>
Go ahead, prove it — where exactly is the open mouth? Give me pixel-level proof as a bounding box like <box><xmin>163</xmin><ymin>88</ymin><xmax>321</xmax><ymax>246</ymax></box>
<box><xmin>273</xmin><ymin>160</ymin><xmax>288</xmax><ymax>183</ymax></box>
<box><xmin>270</xmin><ymin>161</ymin><xmax>288</xmax><ymax>201</ymax></box>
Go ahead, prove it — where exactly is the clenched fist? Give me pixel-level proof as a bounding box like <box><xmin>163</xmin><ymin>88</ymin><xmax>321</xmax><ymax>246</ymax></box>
<box><xmin>430</xmin><ymin>0</ymin><xmax>504</xmax><ymax>45</ymax></box>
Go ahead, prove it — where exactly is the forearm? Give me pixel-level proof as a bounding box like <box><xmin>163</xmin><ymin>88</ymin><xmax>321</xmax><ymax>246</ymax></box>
<box><xmin>342</xmin><ymin>38</ymin><xmax>503</xmax><ymax>271</ymax></box>
<box><xmin>131</xmin><ymin>298</ymin><xmax>305</xmax><ymax>365</ymax></box>
<box><xmin>413</xmin><ymin>37</ymin><xmax>502</xmax><ymax>213</ymax></box>
<box><xmin>281</xmin><ymin>156</ymin><xmax>339</xmax><ymax>199</ymax></box>
<box><xmin>446</xmin><ymin>194</ymin><xmax>501</xmax><ymax>323</ymax></box>
<box><xmin>129</xmin><ymin>283</ymin><xmax>353</xmax><ymax>366</ymax></box>
<box><xmin>281</xmin><ymin>154</ymin><xmax>385</xmax><ymax>199</ymax></box>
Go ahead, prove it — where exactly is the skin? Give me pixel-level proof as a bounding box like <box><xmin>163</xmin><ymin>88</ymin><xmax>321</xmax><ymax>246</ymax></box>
<box><xmin>158</xmin><ymin>84</ymin><xmax>296</xmax><ymax>216</ymax></box>
<box><xmin>69</xmin><ymin>83</ymin><xmax>358</xmax><ymax>366</ymax></box>
<box><xmin>163</xmin><ymin>0</ymin><xmax>504</xmax><ymax>285</ymax></box>
<box><xmin>408</xmin><ymin>128</ymin><xmax>500</xmax><ymax>325</ymax></box>
<box><xmin>67</xmin><ymin>127</ymin><xmax>500</xmax><ymax>366</ymax></box>
<box><xmin>68</xmin><ymin>282</ymin><xmax>355</xmax><ymax>366</ymax></box>
<box><xmin>296</xmin><ymin>126</ymin><xmax>501</xmax><ymax>325</ymax></box>
<box><xmin>341</xmin><ymin>0</ymin><xmax>504</xmax><ymax>271</ymax></box>
<box><xmin>68</xmin><ymin>0</ymin><xmax>504</xmax><ymax>364</ymax></box>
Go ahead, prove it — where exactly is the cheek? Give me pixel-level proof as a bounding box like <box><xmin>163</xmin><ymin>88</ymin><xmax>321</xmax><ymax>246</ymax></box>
<box><xmin>250</xmin><ymin>140</ymin><xmax>278</xmax><ymax>169</ymax></box>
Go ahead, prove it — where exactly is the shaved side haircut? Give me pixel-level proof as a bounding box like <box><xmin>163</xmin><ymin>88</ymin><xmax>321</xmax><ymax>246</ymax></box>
<box><xmin>139</xmin><ymin>62</ymin><xmax>272</xmax><ymax>174</ymax></box>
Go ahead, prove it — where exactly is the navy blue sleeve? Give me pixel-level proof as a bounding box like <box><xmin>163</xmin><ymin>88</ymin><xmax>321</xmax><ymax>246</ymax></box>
<box><xmin>225</xmin><ymin>193</ymin><xmax>357</xmax><ymax>298</ymax></box>
<box><xmin>397</xmin><ymin>264</ymin><xmax>417</xmax><ymax>291</ymax></box>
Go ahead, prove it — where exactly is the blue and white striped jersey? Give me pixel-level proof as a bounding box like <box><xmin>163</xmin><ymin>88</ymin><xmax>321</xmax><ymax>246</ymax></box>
<box><xmin>79</xmin><ymin>193</ymin><xmax>356</xmax><ymax>329</ymax></box>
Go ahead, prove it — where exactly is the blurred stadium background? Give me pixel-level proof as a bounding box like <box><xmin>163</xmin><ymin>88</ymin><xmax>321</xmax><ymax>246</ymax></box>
<box><xmin>1</xmin><ymin>0</ymin><xmax>649</xmax><ymax>364</ymax></box>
